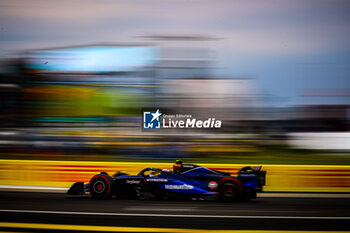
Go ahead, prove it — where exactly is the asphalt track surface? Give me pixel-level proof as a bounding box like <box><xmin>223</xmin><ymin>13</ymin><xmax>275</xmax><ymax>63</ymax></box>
<box><xmin>0</xmin><ymin>191</ymin><xmax>350</xmax><ymax>232</ymax></box>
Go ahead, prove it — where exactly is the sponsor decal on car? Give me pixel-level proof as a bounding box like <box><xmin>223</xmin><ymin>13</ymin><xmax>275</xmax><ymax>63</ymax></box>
<box><xmin>239</xmin><ymin>174</ymin><xmax>257</xmax><ymax>177</ymax></box>
<box><xmin>208</xmin><ymin>181</ymin><xmax>218</xmax><ymax>189</ymax></box>
<box><xmin>146</xmin><ymin>178</ymin><xmax>168</xmax><ymax>182</ymax></box>
<box><xmin>165</xmin><ymin>184</ymin><xmax>194</xmax><ymax>190</ymax></box>
<box><xmin>126</xmin><ymin>180</ymin><xmax>141</xmax><ymax>184</ymax></box>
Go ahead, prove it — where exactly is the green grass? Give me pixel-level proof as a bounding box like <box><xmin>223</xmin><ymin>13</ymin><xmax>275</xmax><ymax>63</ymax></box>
<box><xmin>108</xmin><ymin>146</ymin><xmax>350</xmax><ymax>165</ymax></box>
<box><xmin>1</xmin><ymin>146</ymin><xmax>349</xmax><ymax>165</ymax></box>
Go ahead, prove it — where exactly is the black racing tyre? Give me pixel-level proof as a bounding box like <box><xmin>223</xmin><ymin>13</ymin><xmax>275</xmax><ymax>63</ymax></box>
<box><xmin>218</xmin><ymin>178</ymin><xmax>243</xmax><ymax>202</ymax></box>
<box><xmin>89</xmin><ymin>173</ymin><xmax>114</xmax><ymax>199</ymax></box>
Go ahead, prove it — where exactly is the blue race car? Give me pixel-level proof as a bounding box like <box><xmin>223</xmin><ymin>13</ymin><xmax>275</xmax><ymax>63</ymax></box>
<box><xmin>67</xmin><ymin>161</ymin><xmax>266</xmax><ymax>202</ymax></box>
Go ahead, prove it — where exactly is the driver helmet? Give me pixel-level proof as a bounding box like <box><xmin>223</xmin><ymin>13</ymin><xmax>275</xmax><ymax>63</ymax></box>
<box><xmin>173</xmin><ymin>159</ymin><xmax>183</xmax><ymax>173</ymax></box>
<box><xmin>161</xmin><ymin>168</ymin><xmax>171</xmax><ymax>174</ymax></box>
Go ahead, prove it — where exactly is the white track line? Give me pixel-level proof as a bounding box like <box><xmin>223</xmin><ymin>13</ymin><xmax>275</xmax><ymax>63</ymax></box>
<box><xmin>0</xmin><ymin>209</ymin><xmax>349</xmax><ymax>220</ymax></box>
<box><xmin>125</xmin><ymin>207</ymin><xmax>197</xmax><ymax>211</ymax></box>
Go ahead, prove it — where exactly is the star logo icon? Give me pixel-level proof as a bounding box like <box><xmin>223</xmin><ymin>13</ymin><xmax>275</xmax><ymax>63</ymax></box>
<box><xmin>143</xmin><ymin>109</ymin><xmax>162</xmax><ymax>129</ymax></box>
<box><xmin>150</xmin><ymin>109</ymin><xmax>162</xmax><ymax>122</ymax></box>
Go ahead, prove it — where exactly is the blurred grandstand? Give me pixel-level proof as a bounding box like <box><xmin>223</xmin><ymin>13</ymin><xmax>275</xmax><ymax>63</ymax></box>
<box><xmin>0</xmin><ymin>37</ymin><xmax>349</xmax><ymax>163</ymax></box>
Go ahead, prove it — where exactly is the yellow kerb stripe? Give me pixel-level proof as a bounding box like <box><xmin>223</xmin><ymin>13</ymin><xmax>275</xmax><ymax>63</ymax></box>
<box><xmin>0</xmin><ymin>222</ymin><xmax>349</xmax><ymax>233</ymax></box>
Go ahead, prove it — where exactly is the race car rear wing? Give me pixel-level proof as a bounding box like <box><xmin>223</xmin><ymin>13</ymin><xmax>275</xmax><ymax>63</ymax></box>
<box><xmin>238</xmin><ymin>166</ymin><xmax>266</xmax><ymax>187</ymax></box>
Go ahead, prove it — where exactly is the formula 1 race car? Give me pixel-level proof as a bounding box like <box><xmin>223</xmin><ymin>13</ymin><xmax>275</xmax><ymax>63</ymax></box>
<box><xmin>67</xmin><ymin>161</ymin><xmax>266</xmax><ymax>202</ymax></box>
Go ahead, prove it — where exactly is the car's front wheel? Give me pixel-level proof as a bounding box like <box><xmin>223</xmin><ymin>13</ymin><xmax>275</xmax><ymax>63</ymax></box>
<box><xmin>89</xmin><ymin>173</ymin><xmax>114</xmax><ymax>199</ymax></box>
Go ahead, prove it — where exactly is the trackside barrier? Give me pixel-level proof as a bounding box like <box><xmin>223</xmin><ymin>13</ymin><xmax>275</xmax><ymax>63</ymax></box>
<box><xmin>0</xmin><ymin>160</ymin><xmax>349</xmax><ymax>192</ymax></box>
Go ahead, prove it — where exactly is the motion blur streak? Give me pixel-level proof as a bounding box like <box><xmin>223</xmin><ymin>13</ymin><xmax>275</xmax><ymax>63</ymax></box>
<box><xmin>0</xmin><ymin>1</ymin><xmax>349</xmax><ymax>232</ymax></box>
<box><xmin>1</xmin><ymin>210</ymin><xmax>350</xmax><ymax>219</ymax></box>
<box><xmin>0</xmin><ymin>160</ymin><xmax>349</xmax><ymax>192</ymax></box>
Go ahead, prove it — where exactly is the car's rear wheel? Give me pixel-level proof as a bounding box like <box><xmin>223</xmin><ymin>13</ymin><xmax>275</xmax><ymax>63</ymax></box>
<box><xmin>218</xmin><ymin>178</ymin><xmax>243</xmax><ymax>202</ymax></box>
<box><xmin>89</xmin><ymin>173</ymin><xmax>114</xmax><ymax>199</ymax></box>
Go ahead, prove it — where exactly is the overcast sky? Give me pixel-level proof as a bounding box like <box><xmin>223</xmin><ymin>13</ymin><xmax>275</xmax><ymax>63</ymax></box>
<box><xmin>1</xmin><ymin>0</ymin><xmax>350</xmax><ymax>106</ymax></box>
